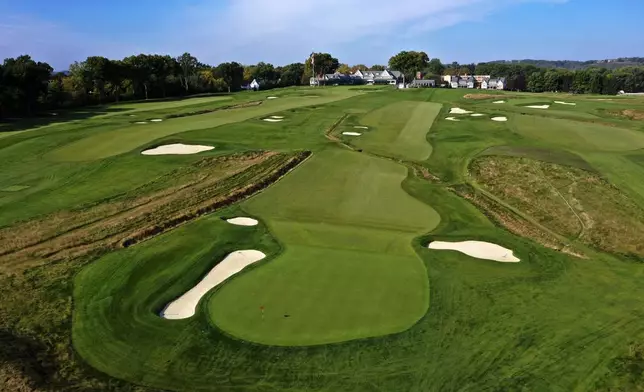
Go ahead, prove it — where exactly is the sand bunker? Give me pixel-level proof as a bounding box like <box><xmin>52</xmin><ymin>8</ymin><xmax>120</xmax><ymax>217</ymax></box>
<box><xmin>491</xmin><ymin>117</ymin><xmax>508</xmax><ymax>122</ymax></box>
<box><xmin>263</xmin><ymin>118</ymin><xmax>283</xmax><ymax>122</ymax></box>
<box><xmin>450</xmin><ymin>108</ymin><xmax>473</xmax><ymax>114</ymax></box>
<box><xmin>554</xmin><ymin>101</ymin><xmax>577</xmax><ymax>106</ymax></box>
<box><xmin>526</xmin><ymin>105</ymin><xmax>550</xmax><ymax>109</ymax></box>
<box><xmin>493</xmin><ymin>100</ymin><xmax>506</xmax><ymax>104</ymax></box>
<box><xmin>445</xmin><ymin>117</ymin><xmax>460</xmax><ymax>121</ymax></box>
<box><xmin>267</xmin><ymin>96</ymin><xmax>278</xmax><ymax>100</ymax></box>
<box><xmin>470</xmin><ymin>113</ymin><xmax>485</xmax><ymax>117</ymax></box>
<box><xmin>354</xmin><ymin>126</ymin><xmax>369</xmax><ymax>129</ymax></box>
<box><xmin>342</xmin><ymin>132</ymin><xmax>362</xmax><ymax>136</ymax></box>
<box><xmin>428</xmin><ymin>241</ymin><xmax>519</xmax><ymax>263</ymax></box>
<box><xmin>141</xmin><ymin>144</ymin><xmax>215</xmax><ymax>156</ymax></box>
<box><xmin>160</xmin><ymin>250</ymin><xmax>267</xmax><ymax>319</ymax></box>
<box><xmin>135</xmin><ymin>121</ymin><xmax>148</xmax><ymax>124</ymax></box>
<box><xmin>270</xmin><ymin>116</ymin><xmax>285</xmax><ymax>119</ymax></box>
<box><xmin>226</xmin><ymin>217</ymin><xmax>259</xmax><ymax>226</ymax></box>
<box><xmin>150</xmin><ymin>119</ymin><xmax>164</xmax><ymax>122</ymax></box>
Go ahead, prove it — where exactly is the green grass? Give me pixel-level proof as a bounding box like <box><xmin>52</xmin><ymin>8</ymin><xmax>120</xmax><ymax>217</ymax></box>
<box><xmin>1</xmin><ymin>184</ymin><xmax>30</xmax><ymax>192</ymax></box>
<box><xmin>48</xmin><ymin>90</ymin><xmax>362</xmax><ymax>162</ymax></box>
<box><xmin>5</xmin><ymin>86</ymin><xmax>644</xmax><ymax>391</ymax></box>
<box><xmin>347</xmin><ymin>101</ymin><xmax>440</xmax><ymax>161</ymax></box>
<box><xmin>210</xmin><ymin>148</ymin><xmax>440</xmax><ymax>345</ymax></box>
<box><xmin>509</xmin><ymin>114</ymin><xmax>644</xmax><ymax>151</ymax></box>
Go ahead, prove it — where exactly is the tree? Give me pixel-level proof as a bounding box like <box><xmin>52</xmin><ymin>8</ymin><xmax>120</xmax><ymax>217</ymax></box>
<box><xmin>84</xmin><ymin>56</ymin><xmax>111</xmax><ymax>103</ymax></box>
<box><xmin>388</xmin><ymin>51</ymin><xmax>429</xmax><ymax>81</ymax></box>
<box><xmin>279</xmin><ymin>63</ymin><xmax>304</xmax><ymax>86</ymax></box>
<box><xmin>305</xmin><ymin>53</ymin><xmax>339</xmax><ymax>77</ymax></box>
<box><xmin>123</xmin><ymin>54</ymin><xmax>154</xmax><ymax>99</ymax></box>
<box><xmin>350</xmin><ymin>64</ymin><xmax>367</xmax><ymax>73</ymax></box>
<box><xmin>105</xmin><ymin>60</ymin><xmax>127</xmax><ymax>102</ymax></box>
<box><xmin>214</xmin><ymin>62</ymin><xmax>244</xmax><ymax>92</ymax></box>
<box><xmin>337</xmin><ymin>64</ymin><xmax>351</xmax><ymax>74</ymax></box>
<box><xmin>370</xmin><ymin>64</ymin><xmax>386</xmax><ymax>71</ymax></box>
<box><xmin>1</xmin><ymin>55</ymin><xmax>52</xmax><ymax>115</ymax></box>
<box><xmin>253</xmin><ymin>62</ymin><xmax>279</xmax><ymax>86</ymax></box>
<box><xmin>243</xmin><ymin>66</ymin><xmax>256</xmax><ymax>84</ymax></box>
<box><xmin>426</xmin><ymin>58</ymin><xmax>445</xmax><ymax>76</ymax></box>
<box><xmin>176</xmin><ymin>52</ymin><xmax>198</xmax><ymax>93</ymax></box>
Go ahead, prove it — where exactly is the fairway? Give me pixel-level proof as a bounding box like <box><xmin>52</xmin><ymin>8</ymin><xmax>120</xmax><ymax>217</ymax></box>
<box><xmin>352</xmin><ymin>101</ymin><xmax>440</xmax><ymax>160</ymax></box>
<box><xmin>509</xmin><ymin>114</ymin><xmax>644</xmax><ymax>151</ymax></box>
<box><xmin>211</xmin><ymin>148</ymin><xmax>440</xmax><ymax>345</ymax></box>
<box><xmin>48</xmin><ymin>90</ymin><xmax>361</xmax><ymax>161</ymax></box>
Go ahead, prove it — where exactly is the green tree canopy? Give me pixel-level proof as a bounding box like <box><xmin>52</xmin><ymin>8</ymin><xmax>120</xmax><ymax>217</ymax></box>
<box><xmin>389</xmin><ymin>51</ymin><xmax>429</xmax><ymax>80</ymax></box>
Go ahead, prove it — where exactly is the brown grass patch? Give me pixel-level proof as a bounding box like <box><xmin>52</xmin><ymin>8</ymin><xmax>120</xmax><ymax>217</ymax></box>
<box><xmin>471</xmin><ymin>156</ymin><xmax>644</xmax><ymax>258</ymax></box>
<box><xmin>622</xmin><ymin>109</ymin><xmax>644</xmax><ymax>120</ymax></box>
<box><xmin>450</xmin><ymin>185</ymin><xmax>570</xmax><ymax>254</ymax></box>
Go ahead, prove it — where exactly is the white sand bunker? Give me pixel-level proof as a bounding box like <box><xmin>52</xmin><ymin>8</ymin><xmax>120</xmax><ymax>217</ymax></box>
<box><xmin>450</xmin><ymin>108</ymin><xmax>473</xmax><ymax>114</ymax></box>
<box><xmin>445</xmin><ymin>117</ymin><xmax>460</xmax><ymax>121</ymax></box>
<box><xmin>267</xmin><ymin>96</ymin><xmax>278</xmax><ymax>100</ymax></box>
<box><xmin>142</xmin><ymin>144</ymin><xmax>215</xmax><ymax>156</ymax></box>
<box><xmin>150</xmin><ymin>119</ymin><xmax>163</xmax><ymax>122</ymax></box>
<box><xmin>343</xmin><ymin>132</ymin><xmax>362</xmax><ymax>136</ymax></box>
<box><xmin>354</xmin><ymin>126</ymin><xmax>369</xmax><ymax>129</ymax></box>
<box><xmin>493</xmin><ymin>100</ymin><xmax>505</xmax><ymax>104</ymax></box>
<box><xmin>526</xmin><ymin>105</ymin><xmax>550</xmax><ymax>109</ymax></box>
<box><xmin>160</xmin><ymin>250</ymin><xmax>266</xmax><ymax>319</ymax></box>
<box><xmin>470</xmin><ymin>113</ymin><xmax>485</xmax><ymax>117</ymax></box>
<box><xmin>491</xmin><ymin>117</ymin><xmax>508</xmax><ymax>122</ymax></box>
<box><xmin>428</xmin><ymin>241</ymin><xmax>520</xmax><ymax>263</ymax></box>
<box><xmin>135</xmin><ymin>121</ymin><xmax>148</xmax><ymax>124</ymax></box>
<box><xmin>554</xmin><ymin>101</ymin><xmax>576</xmax><ymax>106</ymax></box>
<box><xmin>270</xmin><ymin>116</ymin><xmax>284</xmax><ymax>119</ymax></box>
<box><xmin>263</xmin><ymin>118</ymin><xmax>283</xmax><ymax>122</ymax></box>
<box><xmin>226</xmin><ymin>217</ymin><xmax>259</xmax><ymax>226</ymax></box>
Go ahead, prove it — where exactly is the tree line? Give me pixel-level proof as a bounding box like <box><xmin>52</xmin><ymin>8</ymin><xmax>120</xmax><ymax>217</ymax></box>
<box><xmin>0</xmin><ymin>53</ymin><xmax>307</xmax><ymax>118</ymax></box>
<box><xmin>2</xmin><ymin>50</ymin><xmax>644</xmax><ymax>119</ymax></box>
<box><xmin>486</xmin><ymin>58</ymin><xmax>644</xmax><ymax>71</ymax></box>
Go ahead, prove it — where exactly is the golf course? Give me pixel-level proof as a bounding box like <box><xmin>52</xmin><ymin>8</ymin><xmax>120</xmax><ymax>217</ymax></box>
<box><xmin>4</xmin><ymin>86</ymin><xmax>644</xmax><ymax>391</ymax></box>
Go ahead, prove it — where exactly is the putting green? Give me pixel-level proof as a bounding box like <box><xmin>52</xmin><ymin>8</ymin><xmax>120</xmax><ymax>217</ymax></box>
<box><xmin>209</xmin><ymin>148</ymin><xmax>440</xmax><ymax>345</ymax></box>
<box><xmin>352</xmin><ymin>101</ymin><xmax>440</xmax><ymax>160</ymax></box>
<box><xmin>509</xmin><ymin>115</ymin><xmax>644</xmax><ymax>151</ymax></box>
<box><xmin>48</xmin><ymin>91</ymin><xmax>361</xmax><ymax>162</ymax></box>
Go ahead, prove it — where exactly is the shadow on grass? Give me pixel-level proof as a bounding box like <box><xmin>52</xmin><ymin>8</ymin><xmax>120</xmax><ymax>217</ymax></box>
<box><xmin>0</xmin><ymin>107</ymin><xmax>128</xmax><ymax>133</ymax></box>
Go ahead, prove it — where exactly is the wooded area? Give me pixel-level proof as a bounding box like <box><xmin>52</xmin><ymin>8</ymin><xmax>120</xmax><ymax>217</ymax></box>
<box><xmin>2</xmin><ymin>51</ymin><xmax>644</xmax><ymax>119</ymax></box>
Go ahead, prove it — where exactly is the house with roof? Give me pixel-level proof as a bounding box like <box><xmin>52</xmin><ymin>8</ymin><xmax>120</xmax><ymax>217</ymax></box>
<box><xmin>410</xmin><ymin>79</ymin><xmax>436</xmax><ymax>88</ymax></box>
<box><xmin>450</xmin><ymin>76</ymin><xmax>460</xmax><ymax>89</ymax></box>
<box><xmin>483</xmin><ymin>77</ymin><xmax>507</xmax><ymax>90</ymax></box>
<box><xmin>353</xmin><ymin>69</ymin><xmax>403</xmax><ymax>85</ymax></box>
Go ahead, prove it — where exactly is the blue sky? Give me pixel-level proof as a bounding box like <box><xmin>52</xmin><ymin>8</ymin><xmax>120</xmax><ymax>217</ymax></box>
<box><xmin>1</xmin><ymin>0</ymin><xmax>643</xmax><ymax>70</ymax></box>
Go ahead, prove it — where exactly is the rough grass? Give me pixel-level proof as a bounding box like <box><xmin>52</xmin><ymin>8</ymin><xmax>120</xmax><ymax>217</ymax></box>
<box><xmin>472</xmin><ymin>155</ymin><xmax>644</xmax><ymax>257</ymax></box>
<box><xmin>0</xmin><ymin>151</ymin><xmax>306</xmax><ymax>273</ymax></box>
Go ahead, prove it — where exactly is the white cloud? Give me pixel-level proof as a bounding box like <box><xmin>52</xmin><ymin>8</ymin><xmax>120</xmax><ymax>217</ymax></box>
<box><xmin>175</xmin><ymin>0</ymin><xmax>568</xmax><ymax>65</ymax></box>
